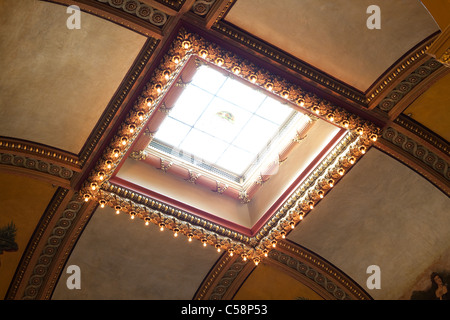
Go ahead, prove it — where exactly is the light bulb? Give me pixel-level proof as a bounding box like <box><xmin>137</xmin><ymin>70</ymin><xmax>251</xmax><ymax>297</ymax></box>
<box><xmin>128</xmin><ymin>125</ymin><xmax>136</xmax><ymax>134</ymax></box>
<box><xmin>280</xmin><ymin>231</ymin><xmax>286</xmax><ymax>239</ymax></box>
<box><xmin>308</xmin><ymin>201</ymin><xmax>314</xmax><ymax>209</ymax></box>
<box><xmin>263</xmin><ymin>249</ymin><xmax>268</xmax><ymax>257</ymax></box>
<box><xmin>106</xmin><ymin>160</ymin><xmax>112</xmax><ymax>169</ymax></box>
<box><xmin>328</xmin><ymin>179</ymin><xmax>334</xmax><ymax>188</ymax></box>
<box><xmin>173</xmin><ymin>228</ymin><xmax>179</xmax><ymax>237</ymax></box>
<box><xmin>254</xmin><ymin>258</ymin><xmax>260</xmax><ymax>266</ymax></box>
<box><xmin>188</xmin><ymin>233</ymin><xmax>193</xmax><ymax>242</ymax></box>
<box><xmin>130</xmin><ymin>211</ymin><xmax>136</xmax><ymax>219</ymax></box>
<box><xmin>159</xmin><ymin>223</ymin><xmax>165</xmax><ymax>231</ymax></box>
<box><xmin>115</xmin><ymin>206</ymin><xmax>121</xmax><ymax>214</ymax></box>
<box><xmin>318</xmin><ymin>191</ymin><xmax>324</xmax><ymax>198</ymax></box>
<box><xmin>271</xmin><ymin>240</ymin><xmax>277</xmax><ymax>248</ymax></box>
<box><xmin>371</xmin><ymin>134</ymin><xmax>378</xmax><ymax>142</ymax></box>
<box><xmin>144</xmin><ymin>218</ymin><xmax>150</xmax><ymax>226</ymax></box>
<box><xmin>121</xmin><ymin>137</ymin><xmax>128</xmax><ymax>146</ymax></box>
<box><xmin>242</xmin><ymin>254</ymin><xmax>247</xmax><ymax>262</ymax></box>
<box><xmin>290</xmin><ymin>221</ymin><xmax>295</xmax><ymax>229</ymax></box>
<box><xmin>138</xmin><ymin>112</ymin><xmax>145</xmax><ymax>121</ymax></box>
<box><xmin>113</xmin><ymin>149</ymin><xmax>120</xmax><ymax>158</ymax></box>
<box><xmin>342</xmin><ymin>120</ymin><xmax>349</xmax><ymax>128</ymax></box>
<box><xmin>250</xmin><ymin>75</ymin><xmax>257</xmax><ymax>83</ymax></box>
<box><xmin>229</xmin><ymin>249</ymin><xmax>234</xmax><ymax>257</ymax></box>
<box><xmin>349</xmin><ymin>157</ymin><xmax>355</xmax><ymax>164</ymax></box>
<box><xmin>99</xmin><ymin>200</ymin><xmax>106</xmax><ymax>208</ymax></box>
<box><xmin>91</xmin><ymin>183</ymin><xmax>97</xmax><ymax>191</ymax></box>
<box><xmin>360</xmin><ymin>146</ymin><xmax>366</xmax><ymax>154</ymax></box>
<box><xmin>84</xmin><ymin>194</ymin><xmax>90</xmax><ymax>202</ymax></box>
<box><xmin>338</xmin><ymin>168</ymin><xmax>344</xmax><ymax>176</ymax></box>
<box><xmin>215</xmin><ymin>244</ymin><xmax>221</xmax><ymax>252</ymax></box>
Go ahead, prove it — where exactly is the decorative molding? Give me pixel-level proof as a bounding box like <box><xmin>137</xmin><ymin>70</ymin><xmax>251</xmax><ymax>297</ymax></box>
<box><xmin>382</xmin><ymin>127</ymin><xmax>449</xmax><ymax>182</ymax></box>
<box><xmin>5</xmin><ymin>188</ymin><xmax>69</xmax><ymax>300</ymax></box>
<box><xmin>191</xmin><ymin>0</ymin><xmax>217</xmax><ymax>17</ymax></box>
<box><xmin>375</xmin><ymin>58</ymin><xmax>442</xmax><ymax>113</ymax></box>
<box><xmin>394</xmin><ymin>115</ymin><xmax>449</xmax><ymax>157</ymax></box>
<box><xmin>427</xmin><ymin>24</ymin><xmax>450</xmax><ymax>67</ymax></box>
<box><xmin>21</xmin><ymin>192</ymin><xmax>85</xmax><ymax>300</ymax></box>
<box><xmin>0</xmin><ymin>153</ymin><xmax>74</xmax><ymax>181</ymax></box>
<box><xmin>96</xmin><ymin>0</ymin><xmax>170</xmax><ymax>27</ymax></box>
<box><xmin>0</xmin><ymin>137</ymin><xmax>80</xmax><ymax>170</ymax></box>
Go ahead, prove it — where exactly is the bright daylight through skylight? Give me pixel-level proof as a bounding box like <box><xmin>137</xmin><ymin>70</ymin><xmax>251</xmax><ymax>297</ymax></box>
<box><xmin>149</xmin><ymin>63</ymin><xmax>308</xmax><ymax>182</ymax></box>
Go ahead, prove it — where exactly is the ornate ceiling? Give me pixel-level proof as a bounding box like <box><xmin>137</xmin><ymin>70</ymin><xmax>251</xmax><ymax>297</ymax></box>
<box><xmin>1</xmin><ymin>0</ymin><xmax>449</xmax><ymax>302</ymax></box>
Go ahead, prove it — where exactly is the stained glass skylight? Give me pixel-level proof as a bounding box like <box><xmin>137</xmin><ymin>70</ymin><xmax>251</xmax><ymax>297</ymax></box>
<box><xmin>148</xmin><ymin>63</ymin><xmax>310</xmax><ymax>184</ymax></box>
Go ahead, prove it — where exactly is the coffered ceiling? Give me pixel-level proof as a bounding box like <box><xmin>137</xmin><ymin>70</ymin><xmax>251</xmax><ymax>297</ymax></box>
<box><xmin>1</xmin><ymin>0</ymin><xmax>449</xmax><ymax>303</ymax></box>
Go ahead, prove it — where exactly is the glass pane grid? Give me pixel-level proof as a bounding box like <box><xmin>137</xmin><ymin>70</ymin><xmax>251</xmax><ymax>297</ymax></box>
<box><xmin>150</xmin><ymin>64</ymin><xmax>299</xmax><ymax>181</ymax></box>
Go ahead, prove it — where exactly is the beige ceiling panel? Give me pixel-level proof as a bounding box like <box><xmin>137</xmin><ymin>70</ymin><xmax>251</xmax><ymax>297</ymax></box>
<box><xmin>225</xmin><ymin>0</ymin><xmax>439</xmax><ymax>91</ymax></box>
<box><xmin>51</xmin><ymin>206</ymin><xmax>221</xmax><ymax>299</ymax></box>
<box><xmin>0</xmin><ymin>0</ymin><xmax>147</xmax><ymax>154</ymax></box>
<box><xmin>287</xmin><ymin>148</ymin><xmax>450</xmax><ymax>300</ymax></box>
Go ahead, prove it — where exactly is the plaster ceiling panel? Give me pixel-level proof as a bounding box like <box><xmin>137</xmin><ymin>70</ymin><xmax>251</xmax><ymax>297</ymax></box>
<box><xmin>0</xmin><ymin>172</ymin><xmax>56</xmax><ymax>299</ymax></box>
<box><xmin>225</xmin><ymin>0</ymin><xmax>439</xmax><ymax>91</ymax></box>
<box><xmin>233</xmin><ymin>263</ymin><xmax>323</xmax><ymax>300</ymax></box>
<box><xmin>287</xmin><ymin>148</ymin><xmax>450</xmax><ymax>300</ymax></box>
<box><xmin>403</xmin><ymin>72</ymin><xmax>450</xmax><ymax>142</ymax></box>
<box><xmin>0</xmin><ymin>0</ymin><xmax>147</xmax><ymax>154</ymax></box>
<box><xmin>51</xmin><ymin>206</ymin><xmax>221</xmax><ymax>300</ymax></box>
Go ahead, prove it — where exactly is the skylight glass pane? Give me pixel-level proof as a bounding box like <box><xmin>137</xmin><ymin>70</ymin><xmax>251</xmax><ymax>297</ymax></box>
<box><xmin>179</xmin><ymin>129</ymin><xmax>228</xmax><ymax>164</ymax></box>
<box><xmin>256</xmin><ymin>97</ymin><xmax>294</xmax><ymax>125</ymax></box>
<box><xmin>232</xmin><ymin>115</ymin><xmax>280</xmax><ymax>154</ymax></box>
<box><xmin>216</xmin><ymin>78</ymin><xmax>266</xmax><ymax>113</ymax></box>
<box><xmin>216</xmin><ymin>145</ymin><xmax>255</xmax><ymax>175</ymax></box>
<box><xmin>194</xmin><ymin>97</ymin><xmax>252</xmax><ymax>143</ymax></box>
<box><xmin>191</xmin><ymin>65</ymin><xmax>227</xmax><ymax>94</ymax></box>
<box><xmin>149</xmin><ymin>62</ymin><xmax>302</xmax><ymax>180</ymax></box>
<box><xmin>153</xmin><ymin>117</ymin><xmax>191</xmax><ymax>147</ymax></box>
<box><xmin>169</xmin><ymin>86</ymin><xmax>213</xmax><ymax>126</ymax></box>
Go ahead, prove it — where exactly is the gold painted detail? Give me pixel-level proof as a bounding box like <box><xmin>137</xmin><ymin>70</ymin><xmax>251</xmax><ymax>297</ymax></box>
<box><xmin>95</xmin><ymin>0</ymin><xmax>170</xmax><ymax>27</ymax></box>
<box><xmin>186</xmin><ymin>170</ymin><xmax>201</xmax><ymax>184</ymax></box>
<box><xmin>191</xmin><ymin>0</ymin><xmax>217</xmax><ymax>16</ymax></box>
<box><xmin>130</xmin><ymin>150</ymin><xmax>147</xmax><ymax>161</ymax></box>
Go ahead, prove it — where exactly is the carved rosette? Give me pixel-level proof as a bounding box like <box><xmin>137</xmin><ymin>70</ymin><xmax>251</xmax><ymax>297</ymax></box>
<box><xmin>79</xmin><ymin>27</ymin><xmax>380</xmax><ymax>265</ymax></box>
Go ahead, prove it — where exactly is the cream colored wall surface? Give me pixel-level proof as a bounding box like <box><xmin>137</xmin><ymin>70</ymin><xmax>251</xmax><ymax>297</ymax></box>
<box><xmin>247</xmin><ymin>120</ymin><xmax>341</xmax><ymax>226</ymax></box>
<box><xmin>226</xmin><ymin>0</ymin><xmax>439</xmax><ymax>91</ymax></box>
<box><xmin>52</xmin><ymin>206</ymin><xmax>220</xmax><ymax>299</ymax></box>
<box><xmin>116</xmin><ymin>158</ymin><xmax>253</xmax><ymax>228</ymax></box>
<box><xmin>0</xmin><ymin>0</ymin><xmax>146</xmax><ymax>153</ymax></box>
<box><xmin>288</xmin><ymin>148</ymin><xmax>450</xmax><ymax>300</ymax></box>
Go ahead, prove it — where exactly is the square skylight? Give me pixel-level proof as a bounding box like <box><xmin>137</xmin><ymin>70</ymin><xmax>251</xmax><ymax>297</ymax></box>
<box><xmin>148</xmin><ymin>63</ymin><xmax>309</xmax><ymax>183</ymax></box>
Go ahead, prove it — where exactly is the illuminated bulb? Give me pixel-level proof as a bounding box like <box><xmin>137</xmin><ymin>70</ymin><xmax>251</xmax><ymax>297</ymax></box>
<box><xmin>173</xmin><ymin>56</ymin><xmax>180</xmax><ymax>64</ymax></box>
<box><xmin>106</xmin><ymin>160</ymin><xmax>112</xmax><ymax>169</ymax></box>
<box><xmin>360</xmin><ymin>146</ymin><xmax>366</xmax><ymax>154</ymax></box>
<box><xmin>342</xmin><ymin>120</ymin><xmax>349</xmax><ymax>128</ymax></box>
<box><xmin>115</xmin><ymin>206</ymin><xmax>121</xmax><ymax>214</ymax></box>
<box><xmin>130</xmin><ymin>211</ymin><xmax>136</xmax><ymax>220</ymax></box>
<box><xmin>159</xmin><ymin>223</ymin><xmax>165</xmax><ymax>231</ymax></box>
<box><xmin>113</xmin><ymin>149</ymin><xmax>120</xmax><ymax>158</ymax></box>
<box><xmin>371</xmin><ymin>134</ymin><xmax>378</xmax><ymax>142</ymax></box>
<box><xmin>318</xmin><ymin>191</ymin><xmax>324</xmax><ymax>198</ymax></box>
<box><xmin>216</xmin><ymin>58</ymin><xmax>224</xmax><ymax>66</ymax></box>
<box><xmin>99</xmin><ymin>200</ymin><xmax>106</xmax><ymax>208</ymax></box>
<box><xmin>121</xmin><ymin>137</ymin><xmax>128</xmax><ymax>146</ymax></box>
<box><xmin>300</xmin><ymin>101</ymin><xmax>305</xmax><ymax>107</ymax></box>
<box><xmin>263</xmin><ymin>249</ymin><xmax>268</xmax><ymax>257</ymax></box>
<box><xmin>266</xmin><ymin>83</ymin><xmax>273</xmax><ymax>91</ymax></box>
<box><xmin>202</xmin><ymin>238</ymin><xmax>207</xmax><ymax>247</ymax></box>
<box><xmin>182</xmin><ymin>41</ymin><xmax>190</xmax><ymax>49</ymax></box>
<box><xmin>328</xmin><ymin>179</ymin><xmax>334</xmax><ymax>188</ymax></box>
<box><xmin>349</xmin><ymin>157</ymin><xmax>355</xmax><ymax>164</ymax></box>
<box><xmin>91</xmin><ymin>182</ymin><xmax>97</xmax><ymax>191</ymax></box>
<box><xmin>280</xmin><ymin>231</ymin><xmax>286</xmax><ymax>239</ymax></box>
<box><xmin>254</xmin><ymin>257</ymin><xmax>260</xmax><ymax>266</ymax></box>
<box><xmin>98</xmin><ymin>172</ymin><xmax>105</xmax><ymax>180</ymax></box>
<box><xmin>155</xmin><ymin>84</ymin><xmax>162</xmax><ymax>93</ymax></box>
<box><xmin>308</xmin><ymin>201</ymin><xmax>314</xmax><ymax>210</ymax></box>
<box><xmin>242</xmin><ymin>254</ymin><xmax>247</xmax><ymax>262</ymax></box>
<box><xmin>164</xmin><ymin>71</ymin><xmax>170</xmax><ymax>80</ymax></box>
<box><xmin>233</xmin><ymin>67</ymin><xmax>240</xmax><ymax>75</ymax></box>
<box><xmin>313</xmin><ymin>106</ymin><xmax>320</xmax><ymax>115</ymax></box>
<box><xmin>357</xmin><ymin>127</ymin><xmax>364</xmax><ymax>135</ymax></box>
<box><xmin>282</xmin><ymin>91</ymin><xmax>289</xmax><ymax>99</ymax></box>
<box><xmin>138</xmin><ymin>112</ymin><xmax>145</xmax><ymax>121</ymax></box>
<box><xmin>250</xmin><ymin>75</ymin><xmax>257</xmax><ymax>83</ymax></box>
<box><xmin>128</xmin><ymin>125</ymin><xmax>136</xmax><ymax>134</ymax></box>
<box><xmin>215</xmin><ymin>244</ymin><xmax>221</xmax><ymax>252</ymax></box>
<box><xmin>328</xmin><ymin>114</ymin><xmax>334</xmax><ymax>122</ymax></box>
<box><xmin>299</xmin><ymin>214</ymin><xmax>304</xmax><ymax>220</ymax></box>
<box><xmin>187</xmin><ymin>233</ymin><xmax>193</xmax><ymax>242</ymax></box>
<box><xmin>338</xmin><ymin>168</ymin><xmax>345</xmax><ymax>176</ymax></box>
<box><xmin>173</xmin><ymin>228</ymin><xmax>179</xmax><ymax>237</ymax></box>
<box><xmin>84</xmin><ymin>194</ymin><xmax>90</xmax><ymax>202</ymax></box>
<box><xmin>271</xmin><ymin>240</ymin><xmax>277</xmax><ymax>248</ymax></box>
<box><xmin>199</xmin><ymin>50</ymin><xmax>208</xmax><ymax>58</ymax></box>
<box><xmin>290</xmin><ymin>221</ymin><xmax>295</xmax><ymax>229</ymax></box>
